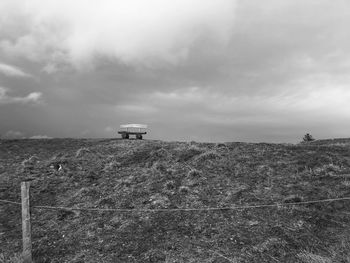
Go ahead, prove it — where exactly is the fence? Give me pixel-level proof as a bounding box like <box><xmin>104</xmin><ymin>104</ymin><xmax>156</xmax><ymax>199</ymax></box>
<box><xmin>1</xmin><ymin>182</ymin><xmax>350</xmax><ymax>262</ymax></box>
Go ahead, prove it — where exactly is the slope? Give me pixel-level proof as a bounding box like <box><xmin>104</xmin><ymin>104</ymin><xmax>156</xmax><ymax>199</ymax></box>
<box><xmin>1</xmin><ymin>138</ymin><xmax>350</xmax><ymax>262</ymax></box>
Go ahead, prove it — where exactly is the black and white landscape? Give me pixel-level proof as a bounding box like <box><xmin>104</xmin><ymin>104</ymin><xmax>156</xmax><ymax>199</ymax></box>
<box><xmin>1</xmin><ymin>1</ymin><xmax>350</xmax><ymax>262</ymax></box>
<box><xmin>1</xmin><ymin>0</ymin><xmax>350</xmax><ymax>142</ymax></box>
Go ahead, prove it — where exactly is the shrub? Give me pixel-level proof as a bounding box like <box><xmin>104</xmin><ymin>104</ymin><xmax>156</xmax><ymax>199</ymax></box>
<box><xmin>303</xmin><ymin>133</ymin><xmax>315</xmax><ymax>142</ymax></box>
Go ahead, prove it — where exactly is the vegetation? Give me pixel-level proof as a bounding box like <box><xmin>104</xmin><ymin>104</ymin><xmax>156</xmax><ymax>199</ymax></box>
<box><xmin>303</xmin><ymin>133</ymin><xmax>315</xmax><ymax>142</ymax></box>
<box><xmin>1</xmin><ymin>138</ymin><xmax>350</xmax><ymax>262</ymax></box>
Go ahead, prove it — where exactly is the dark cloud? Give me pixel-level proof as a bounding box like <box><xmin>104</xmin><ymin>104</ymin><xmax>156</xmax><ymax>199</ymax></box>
<box><xmin>1</xmin><ymin>0</ymin><xmax>350</xmax><ymax>142</ymax></box>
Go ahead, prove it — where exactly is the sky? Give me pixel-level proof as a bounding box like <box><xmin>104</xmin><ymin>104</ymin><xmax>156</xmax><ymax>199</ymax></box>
<box><xmin>0</xmin><ymin>0</ymin><xmax>350</xmax><ymax>143</ymax></box>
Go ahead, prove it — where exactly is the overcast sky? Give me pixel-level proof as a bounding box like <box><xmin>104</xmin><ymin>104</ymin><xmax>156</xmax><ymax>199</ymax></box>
<box><xmin>1</xmin><ymin>0</ymin><xmax>350</xmax><ymax>142</ymax></box>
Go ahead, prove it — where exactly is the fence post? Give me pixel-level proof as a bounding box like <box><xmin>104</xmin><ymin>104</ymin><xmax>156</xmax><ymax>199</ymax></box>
<box><xmin>21</xmin><ymin>181</ymin><xmax>32</xmax><ymax>263</ymax></box>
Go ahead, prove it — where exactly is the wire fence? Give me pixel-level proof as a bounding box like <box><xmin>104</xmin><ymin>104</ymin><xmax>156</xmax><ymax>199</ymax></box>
<box><xmin>1</xmin><ymin>186</ymin><xmax>350</xmax><ymax>263</ymax></box>
<box><xmin>1</xmin><ymin>196</ymin><xmax>350</xmax><ymax>212</ymax></box>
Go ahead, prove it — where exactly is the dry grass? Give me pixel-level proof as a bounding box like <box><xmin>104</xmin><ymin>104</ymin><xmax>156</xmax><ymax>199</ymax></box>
<box><xmin>0</xmin><ymin>253</ymin><xmax>22</xmax><ymax>263</ymax></box>
<box><xmin>1</xmin><ymin>138</ymin><xmax>350</xmax><ymax>262</ymax></box>
<box><xmin>297</xmin><ymin>251</ymin><xmax>332</xmax><ymax>263</ymax></box>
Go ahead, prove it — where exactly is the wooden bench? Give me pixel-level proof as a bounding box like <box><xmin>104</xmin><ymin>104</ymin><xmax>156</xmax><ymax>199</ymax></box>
<box><xmin>118</xmin><ymin>124</ymin><xmax>147</xmax><ymax>139</ymax></box>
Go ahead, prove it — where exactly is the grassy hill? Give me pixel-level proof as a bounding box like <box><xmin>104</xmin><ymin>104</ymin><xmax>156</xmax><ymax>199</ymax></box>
<box><xmin>1</xmin><ymin>138</ymin><xmax>350</xmax><ymax>262</ymax></box>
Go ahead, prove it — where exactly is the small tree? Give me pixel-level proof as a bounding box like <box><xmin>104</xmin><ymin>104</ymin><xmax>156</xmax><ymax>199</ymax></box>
<box><xmin>303</xmin><ymin>133</ymin><xmax>315</xmax><ymax>142</ymax></box>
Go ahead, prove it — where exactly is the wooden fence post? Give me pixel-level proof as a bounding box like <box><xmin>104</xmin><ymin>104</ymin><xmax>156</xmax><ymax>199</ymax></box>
<box><xmin>21</xmin><ymin>181</ymin><xmax>32</xmax><ymax>263</ymax></box>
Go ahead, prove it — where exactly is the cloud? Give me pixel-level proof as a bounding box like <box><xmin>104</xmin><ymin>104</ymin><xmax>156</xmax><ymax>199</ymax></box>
<box><xmin>29</xmin><ymin>135</ymin><xmax>52</xmax><ymax>139</ymax></box>
<box><xmin>0</xmin><ymin>0</ymin><xmax>236</xmax><ymax>70</ymax></box>
<box><xmin>114</xmin><ymin>104</ymin><xmax>157</xmax><ymax>115</ymax></box>
<box><xmin>104</xmin><ymin>126</ymin><xmax>115</xmax><ymax>133</ymax></box>
<box><xmin>0</xmin><ymin>63</ymin><xmax>32</xmax><ymax>77</ymax></box>
<box><xmin>3</xmin><ymin>130</ymin><xmax>25</xmax><ymax>139</ymax></box>
<box><xmin>0</xmin><ymin>87</ymin><xmax>43</xmax><ymax>105</ymax></box>
<box><xmin>1</xmin><ymin>0</ymin><xmax>349</xmax><ymax>143</ymax></box>
<box><xmin>145</xmin><ymin>84</ymin><xmax>350</xmax><ymax>126</ymax></box>
<box><xmin>2</xmin><ymin>131</ymin><xmax>52</xmax><ymax>139</ymax></box>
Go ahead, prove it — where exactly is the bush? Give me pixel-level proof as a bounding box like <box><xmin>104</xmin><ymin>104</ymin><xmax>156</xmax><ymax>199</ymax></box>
<box><xmin>303</xmin><ymin>133</ymin><xmax>315</xmax><ymax>142</ymax></box>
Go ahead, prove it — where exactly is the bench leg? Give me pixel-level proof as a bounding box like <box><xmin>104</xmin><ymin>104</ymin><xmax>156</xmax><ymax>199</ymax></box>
<box><xmin>122</xmin><ymin>133</ymin><xmax>130</xmax><ymax>139</ymax></box>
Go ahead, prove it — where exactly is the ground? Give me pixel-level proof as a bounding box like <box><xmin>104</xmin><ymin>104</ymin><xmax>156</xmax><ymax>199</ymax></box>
<box><xmin>1</xmin><ymin>138</ymin><xmax>350</xmax><ymax>262</ymax></box>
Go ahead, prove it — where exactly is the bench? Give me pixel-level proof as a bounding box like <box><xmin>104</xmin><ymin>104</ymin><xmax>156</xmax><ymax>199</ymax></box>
<box><xmin>118</xmin><ymin>124</ymin><xmax>147</xmax><ymax>139</ymax></box>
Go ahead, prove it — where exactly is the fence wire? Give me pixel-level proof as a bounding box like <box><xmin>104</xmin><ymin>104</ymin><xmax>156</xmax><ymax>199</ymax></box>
<box><xmin>1</xmin><ymin>196</ymin><xmax>350</xmax><ymax>212</ymax></box>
